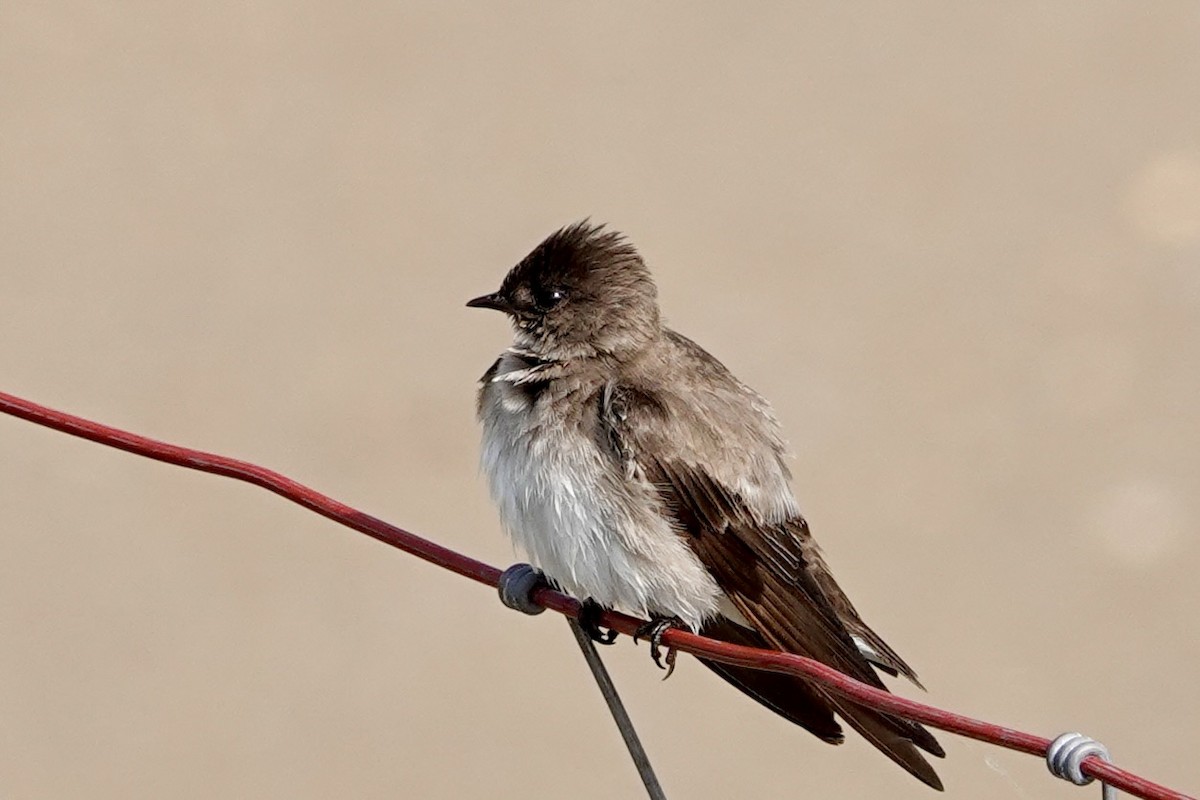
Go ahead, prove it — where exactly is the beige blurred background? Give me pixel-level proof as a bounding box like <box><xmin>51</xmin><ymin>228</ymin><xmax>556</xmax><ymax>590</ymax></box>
<box><xmin>1</xmin><ymin>3</ymin><xmax>1198</xmax><ymax>798</ymax></box>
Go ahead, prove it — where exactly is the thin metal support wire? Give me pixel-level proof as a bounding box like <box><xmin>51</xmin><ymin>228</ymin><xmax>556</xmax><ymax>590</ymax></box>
<box><xmin>496</xmin><ymin>563</ymin><xmax>666</xmax><ymax>799</ymax></box>
<box><xmin>567</xmin><ymin>617</ymin><xmax>667</xmax><ymax>800</ymax></box>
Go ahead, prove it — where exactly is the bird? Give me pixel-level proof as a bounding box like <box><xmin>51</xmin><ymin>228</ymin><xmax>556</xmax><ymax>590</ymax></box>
<box><xmin>468</xmin><ymin>221</ymin><xmax>945</xmax><ymax>789</ymax></box>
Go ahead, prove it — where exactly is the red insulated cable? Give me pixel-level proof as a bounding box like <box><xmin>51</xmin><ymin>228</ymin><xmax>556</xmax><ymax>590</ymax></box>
<box><xmin>0</xmin><ymin>389</ymin><xmax>1193</xmax><ymax>800</ymax></box>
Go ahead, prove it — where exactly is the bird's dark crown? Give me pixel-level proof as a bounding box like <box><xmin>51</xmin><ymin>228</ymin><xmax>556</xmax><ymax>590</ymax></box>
<box><xmin>502</xmin><ymin>221</ymin><xmax>646</xmax><ymax>301</ymax></box>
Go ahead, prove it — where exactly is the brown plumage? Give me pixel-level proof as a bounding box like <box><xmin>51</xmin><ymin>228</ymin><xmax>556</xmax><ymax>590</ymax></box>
<box><xmin>471</xmin><ymin>221</ymin><xmax>944</xmax><ymax>790</ymax></box>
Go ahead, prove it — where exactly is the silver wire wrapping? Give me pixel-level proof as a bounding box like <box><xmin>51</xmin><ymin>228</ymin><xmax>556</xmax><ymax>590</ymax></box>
<box><xmin>1047</xmin><ymin>732</ymin><xmax>1117</xmax><ymax>800</ymax></box>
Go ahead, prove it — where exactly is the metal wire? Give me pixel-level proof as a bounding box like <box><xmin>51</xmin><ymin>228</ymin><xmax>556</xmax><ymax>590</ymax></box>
<box><xmin>567</xmin><ymin>618</ymin><xmax>667</xmax><ymax>800</ymax></box>
<box><xmin>498</xmin><ymin>563</ymin><xmax>665</xmax><ymax>799</ymax></box>
<box><xmin>0</xmin><ymin>389</ymin><xmax>1194</xmax><ymax>800</ymax></box>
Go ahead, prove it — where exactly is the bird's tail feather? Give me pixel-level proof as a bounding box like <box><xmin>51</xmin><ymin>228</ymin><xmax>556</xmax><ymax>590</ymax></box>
<box><xmin>826</xmin><ymin>692</ymin><xmax>944</xmax><ymax>790</ymax></box>
<box><xmin>698</xmin><ymin>616</ymin><xmax>844</xmax><ymax>743</ymax></box>
<box><xmin>698</xmin><ymin>616</ymin><xmax>944</xmax><ymax>791</ymax></box>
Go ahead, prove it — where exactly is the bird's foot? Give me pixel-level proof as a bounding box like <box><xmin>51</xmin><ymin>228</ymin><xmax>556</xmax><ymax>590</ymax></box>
<box><xmin>634</xmin><ymin>615</ymin><xmax>686</xmax><ymax>679</ymax></box>
<box><xmin>578</xmin><ymin>599</ymin><xmax>619</xmax><ymax>645</ymax></box>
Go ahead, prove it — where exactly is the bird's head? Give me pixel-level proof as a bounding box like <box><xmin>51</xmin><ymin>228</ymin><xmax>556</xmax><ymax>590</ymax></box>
<box><xmin>468</xmin><ymin>222</ymin><xmax>661</xmax><ymax>361</ymax></box>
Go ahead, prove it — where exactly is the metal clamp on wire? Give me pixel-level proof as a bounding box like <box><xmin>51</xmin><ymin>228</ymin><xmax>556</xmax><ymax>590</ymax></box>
<box><xmin>1047</xmin><ymin>732</ymin><xmax>1116</xmax><ymax>800</ymax></box>
<box><xmin>497</xmin><ymin>563</ymin><xmax>547</xmax><ymax>615</ymax></box>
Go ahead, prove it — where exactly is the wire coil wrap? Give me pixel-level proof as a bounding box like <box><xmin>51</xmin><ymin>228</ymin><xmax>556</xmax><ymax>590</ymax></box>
<box><xmin>498</xmin><ymin>563</ymin><xmax>546</xmax><ymax>615</ymax></box>
<box><xmin>1048</xmin><ymin>732</ymin><xmax>1116</xmax><ymax>800</ymax></box>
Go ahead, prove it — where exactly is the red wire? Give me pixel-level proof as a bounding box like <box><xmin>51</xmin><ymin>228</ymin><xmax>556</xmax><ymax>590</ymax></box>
<box><xmin>0</xmin><ymin>389</ymin><xmax>1193</xmax><ymax>800</ymax></box>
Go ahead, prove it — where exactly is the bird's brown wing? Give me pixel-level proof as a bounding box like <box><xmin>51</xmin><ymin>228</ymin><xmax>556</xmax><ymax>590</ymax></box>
<box><xmin>601</xmin><ymin>384</ymin><xmax>944</xmax><ymax>789</ymax></box>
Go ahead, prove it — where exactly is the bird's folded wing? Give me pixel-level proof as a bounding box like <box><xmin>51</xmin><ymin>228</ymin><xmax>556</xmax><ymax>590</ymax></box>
<box><xmin>599</xmin><ymin>384</ymin><xmax>944</xmax><ymax>786</ymax></box>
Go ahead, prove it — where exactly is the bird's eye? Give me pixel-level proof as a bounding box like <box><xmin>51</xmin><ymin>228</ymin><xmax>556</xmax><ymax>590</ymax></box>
<box><xmin>545</xmin><ymin>288</ymin><xmax>567</xmax><ymax>307</ymax></box>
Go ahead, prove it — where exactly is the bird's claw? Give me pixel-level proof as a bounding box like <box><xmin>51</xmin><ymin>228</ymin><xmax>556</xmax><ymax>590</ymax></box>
<box><xmin>578</xmin><ymin>599</ymin><xmax>619</xmax><ymax>645</ymax></box>
<box><xmin>634</xmin><ymin>615</ymin><xmax>685</xmax><ymax>679</ymax></box>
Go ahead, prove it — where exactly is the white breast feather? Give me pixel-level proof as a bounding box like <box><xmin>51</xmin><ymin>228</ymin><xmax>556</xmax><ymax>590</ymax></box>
<box><xmin>479</xmin><ymin>359</ymin><xmax>722</xmax><ymax>631</ymax></box>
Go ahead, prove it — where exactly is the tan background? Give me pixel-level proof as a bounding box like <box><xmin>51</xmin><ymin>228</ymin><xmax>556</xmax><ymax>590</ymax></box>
<box><xmin>2</xmin><ymin>3</ymin><xmax>1198</xmax><ymax>798</ymax></box>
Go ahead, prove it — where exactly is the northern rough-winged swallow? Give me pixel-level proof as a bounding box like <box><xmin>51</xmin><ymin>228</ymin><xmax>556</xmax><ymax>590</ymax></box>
<box><xmin>469</xmin><ymin>222</ymin><xmax>944</xmax><ymax>789</ymax></box>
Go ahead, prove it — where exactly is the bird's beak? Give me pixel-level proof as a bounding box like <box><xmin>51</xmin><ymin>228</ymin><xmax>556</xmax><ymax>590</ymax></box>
<box><xmin>466</xmin><ymin>292</ymin><xmax>515</xmax><ymax>313</ymax></box>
